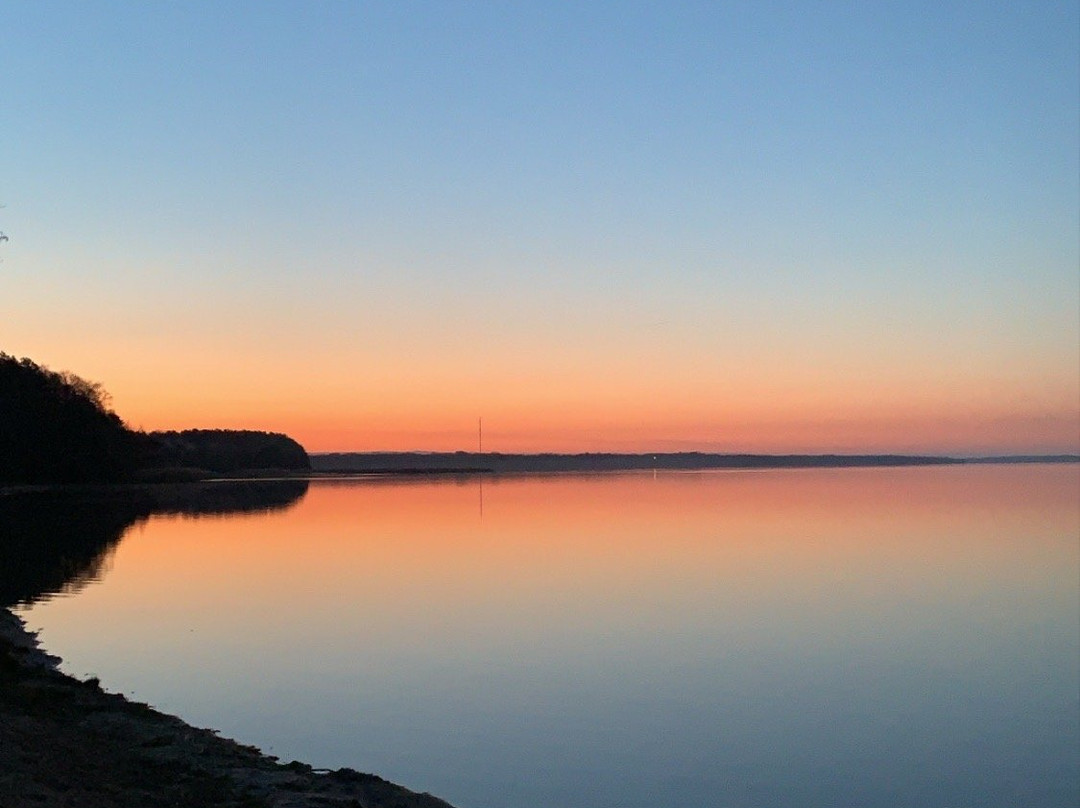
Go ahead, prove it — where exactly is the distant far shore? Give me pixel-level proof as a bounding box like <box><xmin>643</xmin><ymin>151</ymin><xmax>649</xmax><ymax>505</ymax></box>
<box><xmin>3</xmin><ymin>454</ymin><xmax>1075</xmax><ymax>496</ymax></box>
<box><xmin>310</xmin><ymin>451</ymin><xmax>1080</xmax><ymax>475</ymax></box>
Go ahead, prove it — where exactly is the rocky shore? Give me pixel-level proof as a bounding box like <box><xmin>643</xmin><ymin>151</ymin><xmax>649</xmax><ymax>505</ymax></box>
<box><xmin>0</xmin><ymin>608</ymin><xmax>457</xmax><ymax>808</ymax></box>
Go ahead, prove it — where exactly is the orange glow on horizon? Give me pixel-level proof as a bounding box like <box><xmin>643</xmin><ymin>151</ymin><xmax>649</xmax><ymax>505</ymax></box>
<box><xmin>273</xmin><ymin>406</ymin><xmax>1080</xmax><ymax>455</ymax></box>
<box><xmin>111</xmin><ymin>387</ymin><xmax>1080</xmax><ymax>455</ymax></box>
<box><xmin>17</xmin><ymin>339</ymin><xmax>1079</xmax><ymax>455</ymax></box>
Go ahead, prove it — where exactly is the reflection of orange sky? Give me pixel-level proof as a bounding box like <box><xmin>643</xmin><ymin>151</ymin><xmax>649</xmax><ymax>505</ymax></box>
<box><xmin>20</xmin><ymin>465</ymin><xmax>1079</xmax><ymax>700</ymax></box>
<box><xmin>94</xmin><ymin>465</ymin><xmax>1078</xmax><ymax>628</ymax></box>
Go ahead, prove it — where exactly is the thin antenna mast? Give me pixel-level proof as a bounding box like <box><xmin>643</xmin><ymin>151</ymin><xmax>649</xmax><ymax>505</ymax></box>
<box><xmin>478</xmin><ymin>417</ymin><xmax>483</xmax><ymax>454</ymax></box>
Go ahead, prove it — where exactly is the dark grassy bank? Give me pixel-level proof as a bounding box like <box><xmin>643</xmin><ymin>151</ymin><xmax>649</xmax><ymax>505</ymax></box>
<box><xmin>0</xmin><ymin>610</ymin><xmax>456</xmax><ymax>808</ymax></box>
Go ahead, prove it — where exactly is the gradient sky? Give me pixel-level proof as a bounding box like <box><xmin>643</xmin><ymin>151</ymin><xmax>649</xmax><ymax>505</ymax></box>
<box><xmin>3</xmin><ymin>1</ymin><xmax>1078</xmax><ymax>453</ymax></box>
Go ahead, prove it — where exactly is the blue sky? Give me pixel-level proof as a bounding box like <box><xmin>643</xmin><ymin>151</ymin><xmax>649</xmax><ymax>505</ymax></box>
<box><xmin>3</xmin><ymin>1</ymin><xmax>1078</xmax><ymax>452</ymax></box>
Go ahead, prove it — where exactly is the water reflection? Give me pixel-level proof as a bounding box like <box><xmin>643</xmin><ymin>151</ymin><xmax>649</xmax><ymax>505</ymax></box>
<box><xmin>14</xmin><ymin>467</ymin><xmax>1080</xmax><ymax>808</ymax></box>
<box><xmin>0</xmin><ymin>480</ymin><xmax>308</xmax><ymax>606</ymax></box>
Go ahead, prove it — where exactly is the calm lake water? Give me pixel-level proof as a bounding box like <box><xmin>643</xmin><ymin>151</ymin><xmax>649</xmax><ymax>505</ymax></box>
<box><xmin>16</xmin><ymin>466</ymin><xmax>1080</xmax><ymax>808</ymax></box>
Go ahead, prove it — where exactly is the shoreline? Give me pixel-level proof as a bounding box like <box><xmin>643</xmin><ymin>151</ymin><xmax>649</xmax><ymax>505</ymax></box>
<box><xmin>311</xmin><ymin>451</ymin><xmax>1080</xmax><ymax>476</ymax></box>
<box><xmin>0</xmin><ymin>608</ymin><xmax>457</xmax><ymax>808</ymax></box>
<box><xmin>3</xmin><ymin>453</ymin><xmax>1076</xmax><ymax>497</ymax></box>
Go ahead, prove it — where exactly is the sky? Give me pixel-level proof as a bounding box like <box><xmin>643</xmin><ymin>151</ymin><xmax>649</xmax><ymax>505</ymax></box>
<box><xmin>3</xmin><ymin>1</ymin><xmax>1078</xmax><ymax>454</ymax></box>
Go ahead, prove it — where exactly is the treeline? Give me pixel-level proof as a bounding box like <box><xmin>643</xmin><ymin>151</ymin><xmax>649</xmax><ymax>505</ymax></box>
<box><xmin>0</xmin><ymin>354</ymin><xmax>135</xmax><ymax>483</ymax></box>
<box><xmin>0</xmin><ymin>354</ymin><xmax>310</xmax><ymax>485</ymax></box>
<box><xmin>313</xmin><ymin>451</ymin><xmax>963</xmax><ymax>474</ymax></box>
<box><xmin>138</xmin><ymin>429</ymin><xmax>310</xmax><ymax>476</ymax></box>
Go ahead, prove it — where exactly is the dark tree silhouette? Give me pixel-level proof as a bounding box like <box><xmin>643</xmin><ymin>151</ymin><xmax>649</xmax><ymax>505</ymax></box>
<box><xmin>140</xmin><ymin>429</ymin><xmax>311</xmax><ymax>474</ymax></box>
<box><xmin>0</xmin><ymin>354</ymin><xmax>136</xmax><ymax>484</ymax></box>
<box><xmin>1</xmin><ymin>354</ymin><xmax>311</xmax><ymax>485</ymax></box>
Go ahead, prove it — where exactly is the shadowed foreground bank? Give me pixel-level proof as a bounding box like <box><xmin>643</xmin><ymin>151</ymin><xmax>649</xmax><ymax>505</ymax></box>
<box><xmin>0</xmin><ymin>484</ymin><xmax>457</xmax><ymax>808</ymax></box>
<box><xmin>0</xmin><ymin>611</ymin><xmax>456</xmax><ymax>808</ymax></box>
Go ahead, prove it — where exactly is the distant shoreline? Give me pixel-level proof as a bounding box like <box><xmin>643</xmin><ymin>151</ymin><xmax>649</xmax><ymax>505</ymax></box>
<box><xmin>2</xmin><ymin>454</ymin><xmax>1075</xmax><ymax>496</ymax></box>
<box><xmin>310</xmin><ymin>451</ymin><xmax>1080</xmax><ymax>476</ymax></box>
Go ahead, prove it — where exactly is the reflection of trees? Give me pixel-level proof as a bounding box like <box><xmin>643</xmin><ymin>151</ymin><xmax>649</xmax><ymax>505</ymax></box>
<box><xmin>0</xmin><ymin>491</ymin><xmax>146</xmax><ymax>607</ymax></box>
<box><xmin>141</xmin><ymin>480</ymin><xmax>311</xmax><ymax>516</ymax></box>
<box><xmin>0</xmin><ymin>481</ymin><xmax>309</xmax><ymax>607</ymax></box>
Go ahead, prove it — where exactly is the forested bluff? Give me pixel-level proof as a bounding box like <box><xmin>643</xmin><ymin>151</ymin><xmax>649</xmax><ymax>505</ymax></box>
<box><xmin>0</xmin><ymin>353</ymin><xmax>310</xmax><ymax>485</ymax></box>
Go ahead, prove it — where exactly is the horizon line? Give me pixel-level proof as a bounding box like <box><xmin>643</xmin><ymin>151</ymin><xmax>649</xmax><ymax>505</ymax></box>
<box><xmin>310</xmin><ymin>450</ymin><xmax>1080</xmax><ymax>460</ymax></box>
